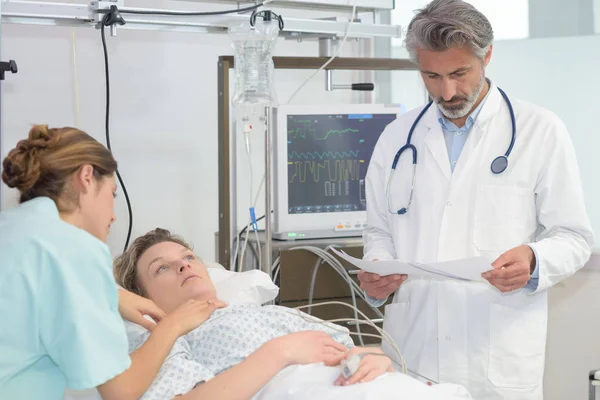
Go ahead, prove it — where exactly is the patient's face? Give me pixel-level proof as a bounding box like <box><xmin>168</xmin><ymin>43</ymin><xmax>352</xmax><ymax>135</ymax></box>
<box><xmin>137</xmin><ymin>241</ymin><xmax>217</xmax><ymax>314</ymax></box>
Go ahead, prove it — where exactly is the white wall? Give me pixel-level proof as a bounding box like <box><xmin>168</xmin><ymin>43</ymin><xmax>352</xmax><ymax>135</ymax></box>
<box><xmin>596</xmin><ymin>0</ymin><xmax>600</xmax><ymax>33</ymax></box>
<box><xmin>545</xmin><ymin>253</ymin><xmax>600</xmax><ymax>400</ymax></box>
<box><xmin>0</xmin><ymin>6</ymin><xmax>368</xmax><ymax>259</ymax></box>
<box><xmin>485</xmin><ymin>34</ymin><xmax>600</xmax><ymax>247</ymax></box>
<box><xmin>529</xmin><ymin>0</ymin><xmax>595</xmax><ymax>38</ymax></box>
<box><xmin>391</xmin><ymin>0</ymin><xmax>529</xmax><ymax>47</ymax></box>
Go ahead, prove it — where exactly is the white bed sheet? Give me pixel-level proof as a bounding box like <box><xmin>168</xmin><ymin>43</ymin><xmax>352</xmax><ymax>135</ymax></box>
<box><xmin>253</xmin><ymin>364</ymin><xmax>472</xmax><ymax>400</ymax></box>
<box><xmin>64</xmin><ymin>365</ymin><xmax>471</xmax><ymax>400</ymax></box>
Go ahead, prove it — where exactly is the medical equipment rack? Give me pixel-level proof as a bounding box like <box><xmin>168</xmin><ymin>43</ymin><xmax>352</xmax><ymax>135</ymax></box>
<box><xmin>216</xmin><ymin>56</ymin><xmax>419</xmax><ymax>271</ymax></box>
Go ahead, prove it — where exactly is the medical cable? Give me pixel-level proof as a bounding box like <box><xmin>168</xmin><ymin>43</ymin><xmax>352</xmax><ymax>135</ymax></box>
<box><xmin>315</xmin><ymin>316</ymin><xmax>437</xmax><ymax>384</ymax></box>
<box><xmin>236</xmin><ymin>174</ymin><xmax>266</xmax><ymax>272</ymax></box>
<box><xmin>69</xmin><ymin>28</ymin><xmax>81</xmax><ymax>128</ymax></box>
<box><xmin>272</xmin><ymin>256</ymin><xmax>281</xmax><ymax>283</ymax></box>
<box><xmin>100</xmin><ymin>13</ymin><xmax>134</xmax><ymax>252</ymax></box>
<box><xmin>286</xmin><ymin>0</ymin><xmax>357</xmax><ymax>104</ymax></box>
<box><xmin>292</xmin><ymin>246</ymin><xmax>384</xmax><ymax>319</ymax></box>
<box><xmin>95</xmin><ymin>1</ymin><xmax>275</xmax><ymax>17</ymax></box>
<box><xmin>340</xmin><ymin>352</ymin><xmax>397</xmax><ymax>379</ymax></box>
<box><xmin>232</xmin><ymin>213</ymin><xmax>265</xmax><ymax>269</ymax></box>
<box><xmin>290</xmin><ymin>245</ymin><xmax>381</xmax><ymax>346</ymax></box>
<box><xmin>290</xmin><ymin>301</ymin><xmax>406</xmax><ymax>374</ymax></box>
<box><xmin>238</xmin><ymin>149</ymin><xmax>255</xmax><ymax>272</ymax></box>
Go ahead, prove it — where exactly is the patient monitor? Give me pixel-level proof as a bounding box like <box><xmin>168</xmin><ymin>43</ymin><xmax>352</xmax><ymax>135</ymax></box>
<box><xmin>273</xmin><ymin>104</ymin><xmax>401</xmax><ymax>240</ymax></box>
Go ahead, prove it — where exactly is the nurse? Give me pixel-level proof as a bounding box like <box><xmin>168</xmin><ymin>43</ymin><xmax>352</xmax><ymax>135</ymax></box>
<box><xmin>359</xmin><ymin>1</ymin><xmax>594</xmax><ymax>399</ymax></box>
<box><xmin>0</xmin><ymin>125</ymin><xmax>217</xmax><ymax>399</ymax></box>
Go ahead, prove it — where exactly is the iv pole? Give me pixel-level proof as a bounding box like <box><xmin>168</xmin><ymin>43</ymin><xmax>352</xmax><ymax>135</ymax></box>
<box><xmin>264</xmin><ymin>106</ymin><xmax>272</xmax><ymax>280</ymax></box>
<box><xmin>0</xmin><ymin>59</ymin><xmax>18</xmax><ymax>209</ymax></box>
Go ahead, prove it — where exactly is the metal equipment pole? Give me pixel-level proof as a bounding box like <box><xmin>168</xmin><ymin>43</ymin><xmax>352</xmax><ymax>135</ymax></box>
<box><xmin>264</xmin><ymin>106</ymin><xmax>272</xmax><ymax>277</ymax></box>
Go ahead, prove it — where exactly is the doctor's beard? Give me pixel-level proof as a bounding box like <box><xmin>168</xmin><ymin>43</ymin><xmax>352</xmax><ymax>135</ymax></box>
<box><xmin>436</xmin><ymin>72</ymin><xmax>486</xmax><ymax>120</ymax></box>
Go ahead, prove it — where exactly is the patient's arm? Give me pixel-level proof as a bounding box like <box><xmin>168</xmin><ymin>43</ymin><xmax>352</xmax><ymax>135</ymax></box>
<box><xmin>177</xmin><ymin>331</ymin><xmax>348</xmax><ymax>400</ymax></box>
<box><xmin>333</xmin><ymin>347</ymin><xmax>394</xmax><ymax>386</ymax></box>
<box><xmin>97</xmin><ymin>299</ymin><xmax>223</xmax><ymax>400</ymax></box>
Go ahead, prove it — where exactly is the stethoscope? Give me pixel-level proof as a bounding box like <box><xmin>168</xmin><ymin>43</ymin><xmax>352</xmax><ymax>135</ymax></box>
<box><xmin>386</xmin><ymin>87</ymin><xmax>516</xmax><ymax>215</ymax></box>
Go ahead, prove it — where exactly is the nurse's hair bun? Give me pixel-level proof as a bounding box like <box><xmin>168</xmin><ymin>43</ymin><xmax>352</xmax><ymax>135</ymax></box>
<box><xmin>2</xmin><ymin>125</ymin><xmax>57</xmax><ymax>192</ymax></box>
<box><xmin>1</xmin><ymin>124</ymin><xmax>117</xmax><ymax>207</ymax></box>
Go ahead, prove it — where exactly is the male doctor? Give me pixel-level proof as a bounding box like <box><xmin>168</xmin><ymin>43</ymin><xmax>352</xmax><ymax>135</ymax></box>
<box><xmin>359</xmin><ymin>0</ymin><xmax>594</xmax><ymax>399</ymax></box>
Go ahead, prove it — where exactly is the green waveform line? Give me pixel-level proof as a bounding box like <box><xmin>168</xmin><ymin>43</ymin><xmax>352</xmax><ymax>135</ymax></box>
<box><xmin>289</xmin><ymin>150</ymin><xmax>360</xmax><ymax>160</ymax></box>
<box><xmin>288</xmin><ymin>120</ymin><xmax>359</xmax><ymax>140</ymax></box>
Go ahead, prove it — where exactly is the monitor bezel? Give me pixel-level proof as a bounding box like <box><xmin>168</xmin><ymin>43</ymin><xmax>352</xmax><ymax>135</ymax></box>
<box><xmin>273</xmin><ymin>104</ymin><xmax>402</xmax><ymax>237</ymax></box>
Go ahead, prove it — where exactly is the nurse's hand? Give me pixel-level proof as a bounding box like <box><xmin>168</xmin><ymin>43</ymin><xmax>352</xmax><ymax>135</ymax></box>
<box><xmin>118</xmin><ymin>289</ymin><xmax>166</xmax><ymax>331</ymax></box>
<box><xmin>358</xmin><ymin>267</ymin><xmax>407</xmax><ymax>300</ymax></box>
<box><xmin>163</xmin><ymin>299</ymin><xmax>227</xmax><ymax>337</ymax></box>
<box><xmin>482</xmin><ymin>245</ymin><xmax>536</xmax><ymax>293</ymax></box>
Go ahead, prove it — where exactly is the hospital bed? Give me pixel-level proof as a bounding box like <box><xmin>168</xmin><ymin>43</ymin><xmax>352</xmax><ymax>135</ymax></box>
<box><xmin>63</xmin><ymin>261</ymin><xmax>472</xmax><ymax>400</ymax></box>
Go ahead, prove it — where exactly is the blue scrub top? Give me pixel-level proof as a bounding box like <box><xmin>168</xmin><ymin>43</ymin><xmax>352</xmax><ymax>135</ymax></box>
<box><xmin>0</xmin><ymin>197</ymin><xmax>131</xmax><ymax>399</ymax></box>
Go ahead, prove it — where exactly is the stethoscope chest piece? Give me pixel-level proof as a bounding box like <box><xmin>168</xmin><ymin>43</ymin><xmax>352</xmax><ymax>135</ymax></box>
<box><xmin>490</xmin><ymin>155</ymin><xmax>508</xmax><ymax>174</ymax></box>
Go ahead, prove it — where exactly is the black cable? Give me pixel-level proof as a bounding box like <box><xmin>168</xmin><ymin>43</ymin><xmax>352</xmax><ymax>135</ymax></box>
<box><xmin>101</xmin><ymin>13</ymin><xmax>134</xmax><ymax>253</ymax></box>
<box><xmin>238</xmin><ymin>214</ymin><xmax>266</xmax><ymax>240</ymax></box>
<box><xmin>96</xmin><ymin>2</ymin><xmax>267</xmax><ymax>17</ymax></box>
<box><xmin>233</xmin><ymin>213</ymin><xmax>269</xmax><ymax>268</ymax></box>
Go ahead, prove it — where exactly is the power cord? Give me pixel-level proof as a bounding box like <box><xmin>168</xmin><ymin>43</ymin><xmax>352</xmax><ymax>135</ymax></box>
<box><xmin>286</xmin><ymin>0</ymin><xmax>358</xmax><ymax>104</ymax></box>
<box><xmin>95</xmin><ymin>1</ymin><xmax>274</xmax><ymax>17</ymax></box>
<box><xmin>100</xmin><ymin>11</ymin><xmax>133</xmax><ymax>252</ymax></box>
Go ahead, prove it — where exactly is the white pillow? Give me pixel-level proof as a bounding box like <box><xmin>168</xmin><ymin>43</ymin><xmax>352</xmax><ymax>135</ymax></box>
<box><xmin>123</xmin><ymin>266</ymin><xmax>278</xmax><ymax>340</ymax></box>
<box><xmin>207</xmin><ymin>267</ymin><xmax>279</xmax><ymax>306</ymax></box>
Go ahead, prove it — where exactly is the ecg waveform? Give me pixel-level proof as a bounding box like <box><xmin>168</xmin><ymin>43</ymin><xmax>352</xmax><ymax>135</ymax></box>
<box><xmin>289</xmin><ymin>160</ymin><xmax>363</xmax><ymax>183</ymax></box>
<box><xmin>289</xmin><ymin>150</ymin><xmax>360</xmax><ymax>160</ymax></box>
<box><xmin>288</xmin><ymin>120</ymin><xmax>359</xmax><ymax>141</ymax></box>
<box><xmin>286</xmin><ymin>113</ymin><xmax>398</xmax><ymax>213</ymax></box>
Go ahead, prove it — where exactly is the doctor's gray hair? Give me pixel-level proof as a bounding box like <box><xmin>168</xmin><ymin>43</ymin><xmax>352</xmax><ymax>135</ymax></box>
<box><xmin>404</xmin><ymin>0</ymin><xmax>494</xmax><ymax>63</ymax></box>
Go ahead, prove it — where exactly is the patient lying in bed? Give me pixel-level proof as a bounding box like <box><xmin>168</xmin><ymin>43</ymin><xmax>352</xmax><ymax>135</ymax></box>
<box><xmin>114</xmin><ymin>228</ymin><xmax>471</xmax><ymax>400</ymax></box>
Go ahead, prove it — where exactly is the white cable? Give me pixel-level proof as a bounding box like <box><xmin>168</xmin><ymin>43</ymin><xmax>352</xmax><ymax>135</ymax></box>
<box><xmin>293</xmin><ymin>246</ymin><xmax>384</xmax><ymax>318</ymax></box>
<box><xmin>70</xmin><ymin>28</ymin><xmax>81</xmax><ymax>128</ymax></box>
<box><xmin>254</xmin><ymin>229</ymin><xmax>262</xmax><ymax>270</ymax></box>
<box><xmin>290</xmin><ymin>301</ymin><xmax>406</xmax><ymax>374</ymax></box>
<box><xmin>238</xmin><ymin>153</ymin><xmax>254</xmax><ymax>272</ymax></box>
<box><xmin>271</xmin><ymin>256</ymin><xmax>281</xmax><ymax>282</ymax></box>
<box><xmin>292</xmin><ymin>245</ymin><xmax>370</xmax><ymax>346</ymax></box>
<box><xmin>286</xmin><ymin>0</ymin><xmax>358</xmax><ymax>104</ymax></box>
<box><xmin>235</xmin><ymin>173</ymin><xmax>266</xmax><ymax>272</ymax></box>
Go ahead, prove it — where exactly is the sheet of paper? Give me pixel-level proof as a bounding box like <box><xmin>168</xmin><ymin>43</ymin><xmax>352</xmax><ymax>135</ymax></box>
<box><xmin>331</xmin><ymin>248</ymin><xmax>492</xmax><ymax>282</ymax></box>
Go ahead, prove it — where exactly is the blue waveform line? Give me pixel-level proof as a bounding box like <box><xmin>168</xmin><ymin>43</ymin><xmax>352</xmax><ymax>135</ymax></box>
<box><xmin>289</xmin><ymin>150</ymin><xmax>360</xmax><ymax>160</ymax></box>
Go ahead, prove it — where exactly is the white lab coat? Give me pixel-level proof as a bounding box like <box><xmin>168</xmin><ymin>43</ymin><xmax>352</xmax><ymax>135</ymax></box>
<box><xmin>363</xmin><ymin>83</ymin><xmax>594</xmax><ymax>400</ymax></box>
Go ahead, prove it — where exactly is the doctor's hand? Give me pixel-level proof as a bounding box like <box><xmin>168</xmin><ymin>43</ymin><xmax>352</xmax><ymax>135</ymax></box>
<box><xmin>118</xmin><ymin>288</ymin><xmax>166</xmax><ymax>331</ymax></box>
<box><xmin>162</xmin><ymin>298</ymin><xmax>227</xmax><ymax>337</ymax></box>
<box><xmin>482</xmin><ymin>245</ymin><xmax>536</xmax><ymax>293</ymax></box>
<box><xmin>358</xmin><ymin>267</ymin><xmax>407</xmax><ymax>300</ymax></box>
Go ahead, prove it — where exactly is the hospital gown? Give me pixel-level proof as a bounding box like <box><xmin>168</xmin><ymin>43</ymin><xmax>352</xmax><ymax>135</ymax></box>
<box><xmin>128</xmin><ymin>304</ymin><xmax>355</xmax><ymax>400</ymax></box>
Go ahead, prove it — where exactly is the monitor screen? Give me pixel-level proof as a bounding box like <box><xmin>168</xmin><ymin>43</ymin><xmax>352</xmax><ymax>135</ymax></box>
<box><xmin>286</xmin><ymin>113</ymin><xmax>397</xmax><ymax>214</ymax></box>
